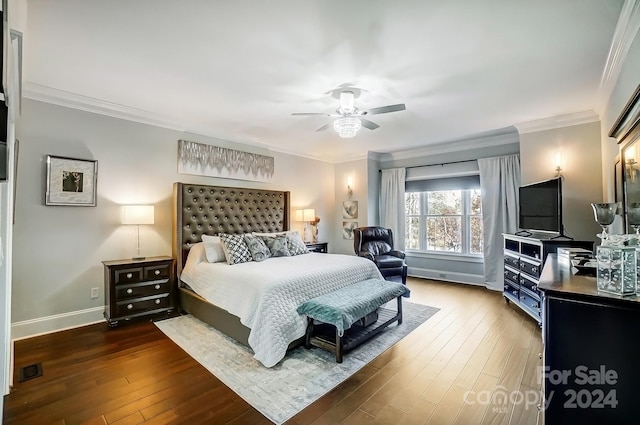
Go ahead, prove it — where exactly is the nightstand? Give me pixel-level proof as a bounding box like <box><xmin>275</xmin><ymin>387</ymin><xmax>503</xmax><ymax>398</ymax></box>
<box><xmin>102</xmin><ymin>256</ymin><xmax>176</xmax><ymax>327</ymax></box>
<box><xmin>306</xmin><ymin>242</ymin><xmax>328</xmax><ymax>253</ymax></box>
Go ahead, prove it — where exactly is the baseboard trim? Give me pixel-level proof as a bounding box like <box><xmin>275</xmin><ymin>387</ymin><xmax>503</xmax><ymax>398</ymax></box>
<box><xmin>408</xmin><ymin>266</ymin><xmax>486</xmax><ymax>287</ymax></box>
<box><xmin>11</xmin><ymin>306</ymin><xmax>106</xmax><ymax>341</ymax></box>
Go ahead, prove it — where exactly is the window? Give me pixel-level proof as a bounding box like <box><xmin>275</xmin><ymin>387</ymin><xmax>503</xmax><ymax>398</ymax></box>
<box><xmin>405</xmin><ymin>189</ymin><xmax>483</xmax><ymax>255</ymax></box>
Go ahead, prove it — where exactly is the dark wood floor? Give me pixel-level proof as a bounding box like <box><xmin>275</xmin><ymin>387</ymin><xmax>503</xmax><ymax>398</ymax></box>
<box><xmin>2</xmin><ymin>278</ymin><xmax>542</xmax><ymax>424</ymax></box>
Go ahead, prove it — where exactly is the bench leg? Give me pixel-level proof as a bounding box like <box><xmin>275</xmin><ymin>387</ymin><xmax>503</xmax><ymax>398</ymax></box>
<box><xmin>335</xmin><ymin>329</ymin><xmax>343</xmax><ymax>363</ymax></box>
<box><xmin>397</xmin><ymin>296</ymin><xmax>403</xmax><ymax>325</ymax></box>
<box><xmin>305</xmin><ymin>317</ymin><xmax>314</xmax><ymax>349</ymax></box>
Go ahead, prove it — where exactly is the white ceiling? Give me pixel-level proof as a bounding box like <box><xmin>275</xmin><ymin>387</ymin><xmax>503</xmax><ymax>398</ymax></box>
<box><xmin>23</xmin><ymin>0</ymin><xmax>625</xmax><ymax>163</ymax></box>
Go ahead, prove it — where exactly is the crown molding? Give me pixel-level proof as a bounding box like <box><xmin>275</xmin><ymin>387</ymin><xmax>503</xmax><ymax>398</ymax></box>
<box><xmin>599</xmin><ymin>0</ymin><xmax>640</xmax><ymax>108</ymax></box>
<box><xmin>377</xmin><ymin>127</ymin><xmax>519</xmax><ymax>162</ymax></box>
<box><xmin>23</xmin><ymin>82</ymin><xmax>188</xmax><ymax>131</ymax></box>
<box><xmin>513</xmin><ymin>110</ymin><xmax>600</xmax><ymax>134</ymax></box>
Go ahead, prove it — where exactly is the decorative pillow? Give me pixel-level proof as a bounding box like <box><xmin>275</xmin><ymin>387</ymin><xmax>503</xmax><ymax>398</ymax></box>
<box><xmin>262</xmin><ymin>234</ymin><xmax>291</xmax><ymax>257</ymax></box>
<box><xmin>286</xmin><ymin>231</ymin><xmax>309</xmax><ymax>255</ymax></box>
<box><xmin>219</xmin><ymin>233</ymin><xmax>253</xmax><ymax>265</ymax></box>
<box><xmin>244</xmin><ymin>234</ymin><xmax>271</xmax><ymax>262</ymax></box>
<box><xmin>201</xmin><ymin>234</ymin><xmax>226</xmax><ymax>263</ymax></box>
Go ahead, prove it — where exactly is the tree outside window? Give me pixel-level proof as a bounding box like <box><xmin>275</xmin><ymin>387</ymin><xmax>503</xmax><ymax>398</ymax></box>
<box><xmin>405</xmin><ymin>189</ymin><xmax>483</xmax><ymax>255</ymax></box>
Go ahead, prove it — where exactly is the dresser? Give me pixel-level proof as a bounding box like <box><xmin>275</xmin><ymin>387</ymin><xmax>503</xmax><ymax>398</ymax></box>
<box><xmin>103</xmin><ymin>256</ymin><xmax>176</xmax><ymax>327</ymax></box>
<box><xmin>538</xmin><ymin>255</ymin><xmax>640</xmax><ymax>424</ymax></box>
<box><xmin>502</xmin><ymin>233</ymin><xmax>593</xmax><ymax>324</ymax></box>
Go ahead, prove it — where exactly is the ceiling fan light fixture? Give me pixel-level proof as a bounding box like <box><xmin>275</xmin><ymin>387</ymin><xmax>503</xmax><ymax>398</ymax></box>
<box><xmin>334</xmin><ymin>117</ymin><xmax>361</xmax><ymax>138</ymax></box>
<box><xmin>339</xmin><ymin>91</ymin><xmax>355</xmax><ymax>114</ymax></box>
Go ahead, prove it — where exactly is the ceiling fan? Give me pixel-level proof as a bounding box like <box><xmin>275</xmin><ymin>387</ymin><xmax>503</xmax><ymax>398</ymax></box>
<box><xmin>292</xmin><ymin>91</ymin><xmax>406</xmax><ymax>138</ymax></box>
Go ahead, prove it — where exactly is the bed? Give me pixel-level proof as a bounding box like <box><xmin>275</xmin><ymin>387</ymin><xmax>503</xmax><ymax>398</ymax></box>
<box><xmin>172</xmin><ymin>182</ymin><xmax>382</xmax><ymax>367</ymax></box>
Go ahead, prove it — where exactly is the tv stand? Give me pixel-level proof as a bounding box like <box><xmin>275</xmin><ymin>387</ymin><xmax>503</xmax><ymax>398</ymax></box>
<box><xmin>502</xmin><ymin>233</ymin><xmax>593</xmax><ymax>324</ymax></box>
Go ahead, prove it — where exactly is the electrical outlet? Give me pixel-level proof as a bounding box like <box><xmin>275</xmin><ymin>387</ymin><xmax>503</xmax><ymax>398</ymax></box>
<box><xmin>90</xmin><ymin>287</ymin><xmax>99</xmax><ymax>299</ymax></box>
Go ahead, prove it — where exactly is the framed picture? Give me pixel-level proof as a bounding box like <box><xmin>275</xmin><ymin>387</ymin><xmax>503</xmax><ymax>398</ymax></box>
<box><xmin>609</xmin><ymin>83</ymin><xmax>640</xmax><ymax>146</ymax></box>
<box><xmin>342</xmin><ymin>200</ymin><xmax>358</xmax><ymax>219</ymax></box>
<box><xmin>45</xmin><ymin>155</ymin><xmax>98</xmax><ymax>206</ymax></box>
<box><xmin>342</xmin><ymin>221</ymin><xmax>358</xmax><ymax>239</ymax></box>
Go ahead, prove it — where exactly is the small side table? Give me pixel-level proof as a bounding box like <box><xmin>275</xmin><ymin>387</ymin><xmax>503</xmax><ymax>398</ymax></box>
<box><xmin>306</xmin><ymin>242</ymin><xmax>328</xmax><ymax>253</ymax></box>
<box><xmin>102</xmin><ymin>256</ymin><xmax>176</xmax><ymax>327</ymax></box>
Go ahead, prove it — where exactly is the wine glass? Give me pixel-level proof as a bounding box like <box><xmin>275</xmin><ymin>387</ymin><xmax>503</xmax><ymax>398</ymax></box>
<box><xmin>591</xmin><ymin>203</ymin><xmax>619</xmax><ymax>242</ymax></box>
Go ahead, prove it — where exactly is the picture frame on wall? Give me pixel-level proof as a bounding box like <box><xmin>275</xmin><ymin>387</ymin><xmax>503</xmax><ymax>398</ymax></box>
<box><xmin>342</xmin><ymin>221</ymin><xmax>358</xmax><ymax>239</ymax></box>
<box><xmin>342</xmin><ymin>200</ymin><xmax>358</xmax><ymax>219</ymax></box>
<box><xmin>45</xmin><ymin>155</ymin><xmax>98</xmax><ymax>206</ymax></box>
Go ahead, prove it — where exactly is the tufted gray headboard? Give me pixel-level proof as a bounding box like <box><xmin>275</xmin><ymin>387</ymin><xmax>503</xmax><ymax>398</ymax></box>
<box><xmin>172</xmin><ymin>182</ymin><xmax>290</xmax><ymax>277</ymax></box>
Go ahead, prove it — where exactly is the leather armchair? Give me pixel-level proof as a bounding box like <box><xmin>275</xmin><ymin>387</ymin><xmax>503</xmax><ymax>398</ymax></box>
<box><xmin>354</xmin><ymin>226</ymin><xmax>408</xmax><ymax>285</ymax></box>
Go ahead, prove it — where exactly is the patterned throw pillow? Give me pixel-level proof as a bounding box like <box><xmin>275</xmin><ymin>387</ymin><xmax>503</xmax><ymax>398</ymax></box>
<box><xmin>219</xmin><ymin>233</ymin><xmax>253</xmax><ymax>265</ymax></box>
<box><xmin>286</xmin><ymin>231</ymin><xmax>309</xmax><ymax>256</ymax></box>
<box><xmin>262</xmin><ymin>234</ymin><xmax>291</xmax><ymax>257</ymax></box>
<box><xmin>244</xmin><ymin>234</ymin><xmax>271</xmax><ymax>262</ymax></box>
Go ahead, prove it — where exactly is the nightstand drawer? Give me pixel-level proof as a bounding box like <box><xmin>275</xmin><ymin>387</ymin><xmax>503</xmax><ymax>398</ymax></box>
<box><xmin>144</xmin><ymin>264</ymin><xmax>171</xmax><ymax>280</ymax></box>
<box><xmin>115</xmin><ymin>280</ymin><xmax>170</xmax><ymax>300</ymax></box>
<box><xmin>115</xmin><ymin>294</ymin><xmax>170</xmax><ymax>317</ymax></box>
<box><xmin>114</xmin><ymin>267</ymin><xmax>144</xmax><ymax>285</ymax></box>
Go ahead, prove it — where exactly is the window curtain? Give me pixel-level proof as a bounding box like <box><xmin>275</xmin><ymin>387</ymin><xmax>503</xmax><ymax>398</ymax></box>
<box><xmin>478</xmin><ymin>154</ymin><xmax>520</xmax><ymax>291</ymax></box>
<box><xmin>380</xmin><ymin>168</ymin><xmax>406</xmax><ymax>251</ymax></box>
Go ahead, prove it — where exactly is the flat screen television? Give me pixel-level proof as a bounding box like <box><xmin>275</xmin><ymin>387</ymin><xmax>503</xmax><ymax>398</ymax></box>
<box><xmin>518</xmin><ymin>177</ymin><xmax>563</xmax><ymax>234</ymax></box>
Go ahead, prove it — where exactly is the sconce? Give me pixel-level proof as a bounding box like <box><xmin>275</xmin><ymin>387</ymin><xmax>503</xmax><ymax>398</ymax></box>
<box><xmin>295</xmin><ymin>208</ymin><xmax>317</xmax><ymax>242</ymax></box>
<box><xmin>554</xmin><ymin>152</ymin><xmax>563</xmax><ymax>177</ymax></box>
<box><xmin>347</xmin><ymin>177</ymin><xmax>353</xmax><ymax>200</ymax></box>
<box><xmin>121</xmin><ymin>205</ymin><xmax>155</xmax><ymax>260</ymax></box>
<box><xmin>626</xmin><ymin>158</ymin><xmax>638</xmax><ymax>183</ymax></box>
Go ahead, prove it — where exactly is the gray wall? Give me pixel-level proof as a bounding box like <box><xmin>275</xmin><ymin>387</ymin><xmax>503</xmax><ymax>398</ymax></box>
<box><xmin>519</xmin><ymin>121</ymin><xmax>602</xmax><ymax>242</ymax></box>
<box><xmin>12</xmin><ymin>99</ymin><xmax>335</xmax><ymax>334</ymax></box>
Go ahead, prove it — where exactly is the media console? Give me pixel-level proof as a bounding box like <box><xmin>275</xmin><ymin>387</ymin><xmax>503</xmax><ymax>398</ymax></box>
<box><xmin>502</xmin><ymin>233</ymin><xmax>593</xmax><ymax>324</ymax></box>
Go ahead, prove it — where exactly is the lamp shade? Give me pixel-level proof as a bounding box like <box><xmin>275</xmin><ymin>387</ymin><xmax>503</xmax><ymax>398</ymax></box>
<box><xmin>295</xmin><ymin>208</ymin><xmax>316</xmax><ymax>222</ymax></box>
<box><xmin>121</xmin><ymin>205</ymin><xmax>155</xmax><ymax>225</ymax></box>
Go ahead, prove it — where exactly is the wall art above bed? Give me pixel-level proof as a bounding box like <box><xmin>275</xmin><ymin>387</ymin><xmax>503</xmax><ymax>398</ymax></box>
<box><xmin>177</xmin><ymin>140</ymin><xmax>274</xmax><ymax>182</ymax></box>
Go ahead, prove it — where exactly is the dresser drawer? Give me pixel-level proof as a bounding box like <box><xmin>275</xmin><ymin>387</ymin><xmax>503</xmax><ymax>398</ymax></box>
<box><xmin>504</xmin><ymin>280</ymin><xmax>519</xmax><ymax>299</ymax></box>
<box><xmin>519</xmin><ymin>290</ymin><xmax>541</xmax><ymax>316</ymax></box>
<box><xmin>144</xmin><ymin>263</ymin><xmax>171</xmax><ymax>280</ymax></box>
<box><xmin>504</xmin><ymin>254</ymin><xmax>520</xmax><ymax>269</ymax></box>
<box><xmin>519</xmin><ymin>259</ymin><xmax>541</xmax><ymax>279</ymax></box>
<box><xmin>114</xmin><ymin>267</ymin><xmax>144</xmax><ymax>285</ymax></box>
<box><xmin>115</xmin><ymin>281</ymin><xmax>170</xmax><ymax>300</ymax></box>
<box><xmin>115</xmin><ymin>295</ymin><xmax>170</xmax><ymax>317</ymax></box>
<box><xmin>503</xmin><ymin>266</ymin><xmax>519</xmax><ymax>284</ymax></box>
<box><xmin>519</xmin><ymin>273</ymin><xmax>539</xmax><ymax>295</ymax></box>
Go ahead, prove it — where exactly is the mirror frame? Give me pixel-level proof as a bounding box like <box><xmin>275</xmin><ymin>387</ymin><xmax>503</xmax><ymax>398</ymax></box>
<box><xmin>610</xmin><ymin>84</ymin><xmax>640</xmax><ymax>233</ymax></box>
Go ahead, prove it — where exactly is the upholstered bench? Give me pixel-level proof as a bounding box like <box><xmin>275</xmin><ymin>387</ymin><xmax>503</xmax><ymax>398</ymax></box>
<box><xmin>297</xmin><ymin>278</ymin><xmax>408</xmax><ymax>362</ymax></box>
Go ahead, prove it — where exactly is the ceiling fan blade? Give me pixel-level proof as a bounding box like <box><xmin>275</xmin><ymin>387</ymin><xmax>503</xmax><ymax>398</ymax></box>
<box><xmin>360</xmin><ymin>119</ymin><xmax>380</xmax><ymax>130</ymax></box>
<box><xmin>362</xmin><ymin>104</ymin><xmax>406</xmax><ymax>115</ymax></box>
<box><xmin>291</xmin><ymin>112</ymin><xmax>331</xmax><ymax>116</ymax></box>
<box><xmin>315</xmin><ymin>123</ymin><xmax>330</xmax><ymax>132</ymax></box>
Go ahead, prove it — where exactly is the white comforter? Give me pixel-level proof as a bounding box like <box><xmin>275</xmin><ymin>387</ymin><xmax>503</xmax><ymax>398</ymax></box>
<box><xmin>180</xmin><ymin>252</ymin><xmax>382</xmax><ymax>367</ymax></box>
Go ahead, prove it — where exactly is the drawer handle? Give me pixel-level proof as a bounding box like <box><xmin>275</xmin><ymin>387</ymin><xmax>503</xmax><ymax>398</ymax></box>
<box><xmin>154</xmin><ymin>270</ymin><xmax>161</xmax><ymax>276</ymax></box>
<box><xmin>155</xmin><ymin>284</ymin><xmax>160</xmax><ymax>290</ymax></box>
<box><xmin>532</xmin><ymin>267</ymin><xmax>538</xmax><ymax>273</ymax></box>
<box><xmin>126</xmin><ymin>288</ymin><xmax>133</xmax><ymax>294</ymax></box>
<box><xmin>532</xmin><ymin>285</ymin><xmax>537</xmax><ymax>291</ymax></box>
<box><xmin>155</xmin><ymin>299</ymin><xmax>161</xmax><ymax>305</ymax></box>
<box><xmin>127</xmin><ymin>304</ymin><xmax>133</xmax><ymax>310</ymax></box>
<box><xmin>504</xmin><ymin>285</ymin><xmax>508</xmax><ymax>291</ymax></box>
<box><xmin>520</xmin><ymin>296</ymin><xmax>525</xmax><ymax>301</ymax></box>
<box><xmin>126</xmin><ymin>273</ymin><xmax>133</xmax><ymax>279</ymax></box>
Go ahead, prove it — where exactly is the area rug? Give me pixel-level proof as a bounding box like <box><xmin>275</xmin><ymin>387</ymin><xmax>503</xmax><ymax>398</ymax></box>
<box><xmin>155</xmin><ymin>301</ymin><xmax>439</xmax><ymax>424</ymax></box>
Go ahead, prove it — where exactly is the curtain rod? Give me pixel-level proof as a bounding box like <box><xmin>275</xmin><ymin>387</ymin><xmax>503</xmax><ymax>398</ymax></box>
<box><xmin>379</xmin><ymin>159</ymin><xmax>477</xmax><ymax>172</ymax></box>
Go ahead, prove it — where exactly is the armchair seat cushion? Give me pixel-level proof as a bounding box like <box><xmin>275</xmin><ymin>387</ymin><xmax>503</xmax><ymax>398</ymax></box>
<box><xmin>375</xmin><ymin>254</ymin><xmax>404</xmax><ymax>269</ymax></box>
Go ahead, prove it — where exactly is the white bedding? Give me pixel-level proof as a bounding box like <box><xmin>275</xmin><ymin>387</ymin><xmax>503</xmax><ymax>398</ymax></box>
<box><xmin>180</xmin><ymin>250</ymin><xmax>382</xmax><ymax>367</ymax></box>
